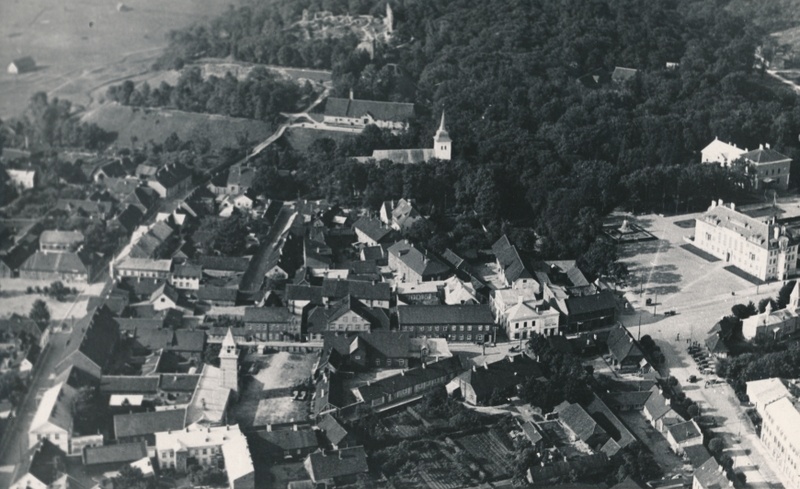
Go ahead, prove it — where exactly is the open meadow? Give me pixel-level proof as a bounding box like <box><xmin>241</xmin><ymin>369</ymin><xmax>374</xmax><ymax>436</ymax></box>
<box><xmin>0</xmin><ymin>0</ymin><xmax>242</xmax><ymax>119</ymax></box>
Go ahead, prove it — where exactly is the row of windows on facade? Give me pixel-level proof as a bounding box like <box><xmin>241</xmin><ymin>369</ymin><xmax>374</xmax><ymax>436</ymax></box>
<box><xmin>352</xmin><ymin>355</ymin><xmax>405</xmax><ymax>366</ymax></box>
<box><xmin>161</xmin><ymin>447</ymin><xmax>219</xmax><ymax>458</ymax></box>
<box><xmin>400</xmin><ymin>324</ymin><xmax>493</xmax><ymax>332</ymax></box>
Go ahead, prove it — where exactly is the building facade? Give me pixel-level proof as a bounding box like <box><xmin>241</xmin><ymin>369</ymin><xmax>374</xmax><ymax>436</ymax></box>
<box><xmin>694</xmin><ymin>200</ymin><xmax>798</xmax><ymax>281</ymax></box>
<box><xmin>760</xmin><ymin>396</ymin><xmax>800</xmax><ymax>488</ymax></box>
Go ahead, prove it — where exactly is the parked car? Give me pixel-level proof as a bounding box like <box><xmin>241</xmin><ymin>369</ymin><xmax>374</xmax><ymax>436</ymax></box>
<box><xmin>688</xmin><ymin>375</ymin><xmax>698</xmax><ymax>383</ymax></box>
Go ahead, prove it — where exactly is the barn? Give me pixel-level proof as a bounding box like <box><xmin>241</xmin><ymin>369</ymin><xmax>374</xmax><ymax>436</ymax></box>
<box><xmin>7</xmin><ymin>57</ymin><xmax>36</xmax><ymax>74</ymax></box>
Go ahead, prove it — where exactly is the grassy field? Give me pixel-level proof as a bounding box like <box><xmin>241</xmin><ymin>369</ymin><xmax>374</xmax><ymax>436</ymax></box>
<box><xmin>81</xmin><ymin>103</ymin><xmax>275</xmax><ymax>148</ymax></box>
<box><xmin>0</xmin><ymin>0</ymin><xmax>244</xmax><ymax>119</ymax></box>
<box><xmin>282</xmin><ymin>126</ymin><xmax>357</xmax><ymax>152</ymax></box>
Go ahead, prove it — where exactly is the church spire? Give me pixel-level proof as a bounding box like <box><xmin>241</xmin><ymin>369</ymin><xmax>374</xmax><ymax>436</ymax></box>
<box><xmin>438</xmin><ymin>110</ymin><xmax>447</xmax><ymax>133</ymax></box>
<box><xmin>433</xmin><ymin>110</ymin><xmax>452</xmax><ymax>161</ymax></box>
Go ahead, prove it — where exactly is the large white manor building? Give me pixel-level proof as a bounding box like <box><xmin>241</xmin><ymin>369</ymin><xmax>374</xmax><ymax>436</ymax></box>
<box><xmin>694</xmin><ymin>200</ymin><xmax>798</xmax><ymax>281</ymax></box>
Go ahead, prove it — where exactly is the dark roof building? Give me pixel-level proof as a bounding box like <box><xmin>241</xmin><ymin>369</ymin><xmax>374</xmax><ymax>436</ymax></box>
<box><xmin>354</xmin><ymin>356</ymin><xmax>463</xmax><ymax>409</ymax></box>
<box><xmin>323</xmin><ymin>97</ymin><xmax>414</xmax><ymax>123</ymax></box>
<box><xmin>555</xmin><ymin>401</ymin><xmax>610</xmax><ymax>448</ymax></box>
<box><xmin>317</xmin><ymin>414</ymin><xmax>350</xmax><ymax>448</ymax></box>
<box><xmin>605</xmin><ymin>324</ymin><xmax>645</xmax><ymax>371</ymax></box>
<box><xmin>397</xmin><ymin>304</ymin><xmax>495</xmax><ymax>342</ymax></box>
<box><xmin>321</xmin><ymin>278</ymin><xmax>391</xmax><ymax>306</ymax></box>
<box><xmin>83</xmin><ymin>441</ymin><xmax>148</xmax><ymax>466</ymax></box>
<box><xmin>455</xmin><ymin>354</ymin><xmax>544</xmax><ymax>405</ymax></box>
<box><xmin>55</xmin><ymin>306</ymin><xmax>120</xmax><ymax>380</ymax></box>
<box><xmin>353</xmin><ymin>216</ymin><xmax>394</xmax><ymax>245</ymax></box>
<box><xmin>113</xmin><ymin>409</ymin><xmax>186</xmax><ymax>440</ymax></box>
<box><xmin>388</xmin><ymin>240</ymin><xmax>452</xmax><ymax>283</ymax></box>
<box><xmin>321</xmin><ymin>331</ymin><xmax>413</xmax><ymax>371</ymax></box>
<box><xmin>257</xmin><ymin>429</ymin><xmax>318</xmax><ymax>459</ymax></box>
<box><xmin>303</xmin><ymin>446</ymin><xmax>369</xmax><ymax>486</ymax></box>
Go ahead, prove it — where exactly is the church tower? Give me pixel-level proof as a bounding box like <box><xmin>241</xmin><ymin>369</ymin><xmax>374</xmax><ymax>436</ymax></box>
<box><xmin>219</xmin><ymin>328</ymin><xmax>239</xmax><ymax>394</ymax></box>
<box><xmin>433</xmin><ymin>111</ymin><xmax>452</xmax><ymax>161</ymax></box>
<box><xmin>384</xmin><ymin>3</ymin><xmax>394</xmax><ymax>33</ymax></box>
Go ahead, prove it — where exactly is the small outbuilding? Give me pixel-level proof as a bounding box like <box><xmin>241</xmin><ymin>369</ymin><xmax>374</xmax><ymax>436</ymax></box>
<box><xmin>8</xmin><ymin>57</ymin><xmax>36</xmax><ymax>74</ymax></box>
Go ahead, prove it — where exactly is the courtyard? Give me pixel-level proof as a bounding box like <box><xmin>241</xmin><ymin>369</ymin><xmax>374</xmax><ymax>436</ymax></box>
<box><xmin>231</xmin><ymin>351</ymin><xmax>318</xmax><ymax>428</ymax></box>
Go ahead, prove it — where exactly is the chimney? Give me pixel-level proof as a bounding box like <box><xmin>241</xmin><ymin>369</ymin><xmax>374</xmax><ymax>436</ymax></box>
<box><xmin>472</xmin><ymin>365</ymin><xmax>476</xmax><ymax>372</ymax></box>
<box><xmin>760</xmin><ymin>143</ymin><xmax>764</xmax><ymax>150</ymax></box>
<box><xmin>483</xmin><ymin>363</ymin><xmax>488</xmax><ymax>370</ymax></box>
<box><xmin>730</xmin><ymin>202</ymin><xmax>735</xmax><ymax>211</ymax></box>
<box><xmin>422</xmin><ymin>363</ymin><xmax>427</xmax><ymax>369</ymax></box>
<box><xmin>267</xmin><ymin>424</ymin><xmax>272</xmax><ymax>432</ymax></box>
<box><xmin>349</xmin><ymin>89</ymin><xmax>354</xmax><ymax>100</ymax></box>
<box><xmin>766</xmin><ymin>143</ymin><xmax>771</xmax><ymax>149</ymax></box>
<box><xmin>293</xmin><ymin>424</ymin><xmax>298</xmax><ymax>431</ymax></box>
<box><xmin>710</xmin><ymin>200</ymin><xmax>717</xmax><ymax>209</ymax></box>
<box><xmin>718</xmin><ymin>464</ymin><xmax>725</xmax><ymax>474</ymax></box>
<box><xmin>774</xmin><ymin>227</ymin><xmax>780</xmax><ymax>240</ymax></box>
<box><xmin>339</xmin><ymin>450</ymin><xmax>344</xmax><ymax>460</ymax></box>
<box><xmin>718</xmin><ymin>199</ymin><xmax>723</xmax><ymax>207</ymax></box>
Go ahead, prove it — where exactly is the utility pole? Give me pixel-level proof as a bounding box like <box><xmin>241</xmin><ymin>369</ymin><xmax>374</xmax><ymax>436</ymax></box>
<box><xmin>638</xmin><ymin>312</ymin><xmax>642</xmax><ymax>341</ymax></box>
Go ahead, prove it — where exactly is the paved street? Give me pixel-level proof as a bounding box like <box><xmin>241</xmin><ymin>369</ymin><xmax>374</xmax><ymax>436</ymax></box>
<box><xmin>617</xmin><ymin>212</ymin><xmax>792</xmax><ymax>488</ymax></box>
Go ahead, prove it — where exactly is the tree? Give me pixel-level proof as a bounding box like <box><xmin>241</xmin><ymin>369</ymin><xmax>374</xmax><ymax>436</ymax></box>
<box><xmin>212</xmin><ymin>213</ymin><xmax>250</xmax><ymax>256</ymax></box>
<box><xmin>29</xmin><ymin>300</ymin><xmax>50</xmax><ymax>327</ymax></box>
<box><xmin>114</xmin><ymin>465</ymin><xmax>153</xmax><ymax>489</ymax></box>
<box><xmin>687</xmin><ymin>404</ymin><xmax>700</xmax><ymax>419</ymax></box>
<box><xmin>731</xmin><ymin>302</ymin><xmax>757</xmax><ymax>319</ymax></box>
<box><xmin>776</xmin><ymin>280</ymin><xmax>797</xmax><ymax>309</ymax></box>
<box><xmin>48</xmin><ymin>281</ymin><xmax>69</xmax><ymax>302</ymax></box>
<box><xmin>708</xmin><ymin>437</ymin><xmax>724</xmax><ymax>455</ymax></box>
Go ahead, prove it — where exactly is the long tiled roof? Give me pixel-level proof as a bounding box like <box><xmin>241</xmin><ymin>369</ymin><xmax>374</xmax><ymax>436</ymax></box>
<box><xmin>353</xmin><ymin>216</ymin><xmax>392</xmax><ymax>243</ymax></box>
<box><xmin>606</xmin><ymin>325</ymin><xmax>643</xmax><ymax>363</ymax></box>
<box><xmin>20</xmin><ymin>251</ymin><xmax>89</xmax><ymax>275</ymax></box>
<box><xmin>40</xmin><ymin>230</ymin><xmax>84</xmax><ymax>246</ymax></box>
<box><xmin>100</xmin><ymin>376</ymin><xmax>160</xmax><ymax>394</ymax></box>
<box><xmin>397</xmin><ymin>304</ymin><xmax>494</xmax><ymax>326</ymax></box>
<box><xmin>258</xmin><ymin>429</ymin><xmax>318</xmax><ymax>452</ymax></box>
<box><xmin>324</xmin><ymin>97</ymin><xmax>414</xmax><ymax>122</ymax></box>
<box><xmin>565</xmin><ymin>290</ymin><xmax>616</xmax><ymax>316</ymax></box>
<box><xmin>114</xmin><ymin>408</ymin><xmax>186</xmax><ymax>438</ymax></box>
<box><xmin>58</xmin><ymin>306</ymin><xmax>120</xmax><ymax>373</ymax></box>
<box><xmin>84</xmin><ymin>442</ymin><xmax>147</xmax><ymax>465</ymax></box>
<box><xmin>323</xmin><ymin>331</ymin><xmax>411</xmax><ymax>360</ymax></box>
<box><xmin>321</xmin><ymin>278</ymin><xmax>391</xmax><ymax>302</ymax></box>
<box><xmin>741</xmin><ymin>147</ymin><xmax>791</xmax><ymax>164</ymax></box>
<box><xmin>285</xmin><ymin>285</ymin><xmax>324</xmax><ymax>303</ymax></box>
<box><xmin>244</xmin><ymin>306</ymin><xmax>294</xmax><ymax>323</ymax></box>
<box><xmin>196</xmin><ymin>255</ymin><xmax>251</xmax><ymax>272</ymax></box>
<box><xmin>356</xmin><ymin>356</ymin><xmax>463</xmax><ymax>403</ymax></box>
<box><xmin>388</xmin><ymin>241</ymin><xmax>451</xmax><ymax>278</ymax></box>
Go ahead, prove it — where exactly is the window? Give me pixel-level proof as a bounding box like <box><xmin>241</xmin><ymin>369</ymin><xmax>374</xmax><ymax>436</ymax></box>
<box><xmin>459</xmin><ymin>325</ymin><xmax>464</xmax><ymax>331</ymax></box>
<box><xmin>467</xmin><ymin>325</ymin><xmax>472</xmax><ymax>331</ymax></box>
<box><xmin>375</xmin><ymin>358</ymin><xmax>381</xmax><ymax>366</ymax></box>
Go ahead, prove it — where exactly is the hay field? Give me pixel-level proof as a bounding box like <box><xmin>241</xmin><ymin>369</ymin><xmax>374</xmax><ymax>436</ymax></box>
<box><xmin>81</xmin><ymin>103</ymin><xmax>275</xmax><ymax>148</ymax></box>
<box><xmin>0</xmin><ymin>0</ymin><xmax>242</xmax><ymax>119</ymax></box>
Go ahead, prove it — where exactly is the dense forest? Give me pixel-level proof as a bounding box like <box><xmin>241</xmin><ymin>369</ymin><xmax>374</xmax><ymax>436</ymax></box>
<box><xmin>148</xmin><ymin>0</ymin><xmax>800</xmax><ymax>262</ymax></box>
<box><xmin>105</xmin><ymin>67</ymin><xmax>317</xmax><ymax>125</ymax></box>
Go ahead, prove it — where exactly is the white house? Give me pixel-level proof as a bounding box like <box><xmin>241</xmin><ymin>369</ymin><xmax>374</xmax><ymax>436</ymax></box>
<box><xmin>701</xmin><ymin>137</ymin><xmax>745</xmax><ymax>166</ymax></box>
<box><xmin>28</xmin><ymin>383</ymin><xmax>73</xmax><ymax>452</ymax></box>
<box><xmin>503</xmin><ymin>299</ymin><xmax>560</xmax><ymax>340</ymax></box>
